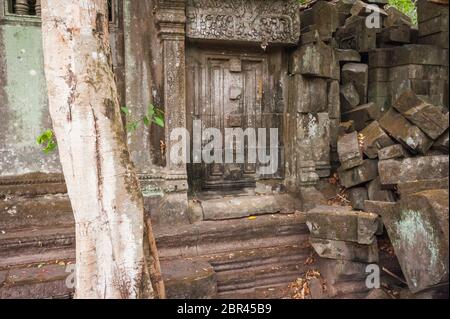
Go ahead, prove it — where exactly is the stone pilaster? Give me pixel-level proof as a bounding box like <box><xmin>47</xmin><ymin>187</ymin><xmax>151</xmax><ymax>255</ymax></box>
<box><xmin>155</xmin><ymin>0</ymin><xmax>189</xmax><ymax>225</ymax></box>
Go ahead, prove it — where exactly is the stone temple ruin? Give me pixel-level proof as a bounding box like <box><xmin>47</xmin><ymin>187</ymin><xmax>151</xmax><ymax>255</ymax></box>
<box><xmin>0</xmin><ymin>0</ymin><xmax>448</xmax><ymax>299</ymax></box>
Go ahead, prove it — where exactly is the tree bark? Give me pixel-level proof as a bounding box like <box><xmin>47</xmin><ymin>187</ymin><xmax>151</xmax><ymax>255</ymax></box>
<box><xmin>41</xmin><ymin>0</ymin><xmax>155</xmax><ymax>299</ymax></box>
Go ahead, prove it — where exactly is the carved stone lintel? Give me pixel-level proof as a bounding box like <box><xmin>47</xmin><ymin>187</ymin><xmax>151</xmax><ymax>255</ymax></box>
<box><xmin>186</xmin><ymin>0</ymin><xmax>301</xmax><ymax>44</ymax></box>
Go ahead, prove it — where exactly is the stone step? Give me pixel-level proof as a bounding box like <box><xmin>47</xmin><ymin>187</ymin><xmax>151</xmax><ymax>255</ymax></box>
<box><xmin>155</xmin><ymin>212</ymin><xmax>308</xmax><ymax>258</ymax></box>
<box><xmin>0</xmin><ymin>226</ymin><xmax>75</xmax><ymax>259</ymax></box>
<box><xmin>0</xmin><ymin>194</ymin><xmax>73</xmax><ymax>232</ymax></box>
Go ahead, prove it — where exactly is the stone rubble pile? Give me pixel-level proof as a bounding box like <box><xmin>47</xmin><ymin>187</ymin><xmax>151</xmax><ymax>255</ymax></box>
<box><xmin>301</xmin><ymin>0</ymin><xmax>449</xmax><ymax>296</ymax></box>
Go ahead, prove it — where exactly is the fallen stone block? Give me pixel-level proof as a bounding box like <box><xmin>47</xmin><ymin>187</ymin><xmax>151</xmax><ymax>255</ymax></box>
<box><xmin>307</xmin><ymin>205</ymin><xmax>379</xmax><ymax>245</ymax></box>
<box><xmin>346</xmin><ymin>187</ymin><xmax>369</xmax><ymax>210</ymax></box>
<box><xmin>393</xmin><ymin>89</ymin><xmax>449</xmax><ymax>140</ymax></box>
<box><xmin>379</xmin><ymin>25</ymin><xmax>412</xmax><ymax>44</ymax></box>
<box><xmin>340</xmin><ymin>82</ymin><xmax>360</xmax><ymax>112</ymax></box>
<box><xmin>432</xmin><ymin>129</ymin><xmax>449</xmax><ymax>152</ymax></box>
<box><xmin>338</xmin><ymin>159</ymin><xmax>379</xmax><ymax>188</ymax></box>
<box><xmin>378</xmin><ymin>155</ymin><xmax>449</xmax><ymax>186</ymax></box>
<box><xmin>350</xmin><ymin>0</ymin><xmax>387</xmax><ymax>17</ymax></box>
<box><xmin>379</xmin><ymin>189</ymin><xmax>449</xmax><ymax>293</ymax></box>
<box><xmin>339</xmin><ymin>120</ymin><xmax>356</xmax><ymax>136</ymax></box>
<box><xmin>337</xmin><ymin>131</ymin><xmax>364</xmax><ymax>170</ymax></box>
<box><xmin>336</xmin><ymin>16</ymin><xmax>378</xmax><ymax>52</ymax></box>
<box><xmin>360</xmin><ymin>120</ymin><xmax>396</xmax><ymax>159</ymax></box>
<box><xmin>342</xmin><ymin>63</ymin><xmax>369</xmax><ymax>103</ymax></box>
<box><xmin>384</xmin><ymin>6</ymin><xmax>413</xmax><ymax>27</ymax></box>
<box><xmin>342</xmin><ymin>102</ymin><xmax>382</xmax><ymax>131</ymax></box>
<box><xmin>378</xmin><ymin>108</ymin><xmax>433</xmax><ymax>154</ymax></box>
<box><xmin>290</xmin><ymin>40</ymin><xmax>339</xmax><ymax>79</ymax></box>
<box><xmin>417</xmin><ymin>0</ymin><xmax>449</xmax><ymax>49</ymax></box>
<box><xmin>367</xmin><ymin>177</ymin><xmax>396</xmax><ymax>202</ymax></box>
<box><xmin>396</xmin><ymin>178</ymin><xmax>449</xmax><ymax>197</ymax></box>
<box><xmin>378</xmin><ymin>144</ymin><xmax>410</xmax><ymax>160</ymax></box>
<box><xmin>300</xmin><ymin>0</ymin><xmax>340</xmax><ymax>40</ymax></box>
<box><xmin>310</xmin><ymin>237</ymin><xmax>379</xmax><ymax>263</ymax></box>
<box><xmin>334</xmin><ymin>48</ymin><xmax>361</xmax><ymax>62</ymax></box>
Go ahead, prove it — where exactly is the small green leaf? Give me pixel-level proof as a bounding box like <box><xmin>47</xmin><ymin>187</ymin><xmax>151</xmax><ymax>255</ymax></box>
<box><xmin>147</xmin><ymin>104</ymin><xmax>155</xmax><ymax>117</ymax></box>
<box><xmin>37</xmin><ymin>129</ymin><xmax>57</xmax><ymax>154</ymax></box>
<box><xmin>143</xmin><ymin>116</ymin><xmax>150</xmax><ymax>126</ymax></box>
<box><xmin>153</xmin><ymin>116</ymin><xmax>165</xmax><ymax>128</ymax></box>
<box><xmin>121</xmin><ymin>106</ymin><xmax>131</xmax><ymax>115</ymax></box>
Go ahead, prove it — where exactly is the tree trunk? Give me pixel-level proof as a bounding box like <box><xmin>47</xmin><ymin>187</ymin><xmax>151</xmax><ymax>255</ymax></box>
<box><xmin>41</xmin><ymin>0</ymin><xmax>154</xmax><ymax>299</ymax></box>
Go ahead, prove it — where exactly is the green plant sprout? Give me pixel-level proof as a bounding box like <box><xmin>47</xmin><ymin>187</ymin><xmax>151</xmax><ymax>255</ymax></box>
<box><xmin>37</xmin><ymin>129</ymin><xmax>57</xmax><ymax>154</ymax></box>
<box><xmin>37</xmin><ymin>104</ymin><xmax>165</xmax><ymax>154</ymax></box>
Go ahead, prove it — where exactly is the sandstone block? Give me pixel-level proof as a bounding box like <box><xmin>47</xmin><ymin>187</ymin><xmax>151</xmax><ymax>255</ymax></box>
<box><xmin>360</xmin><ymin>120</ymin><xmax>396</xmax><ymax>159</ymax></box>
<box><xmin>310</xmin><ymin>237</ymin><xmax>379</xmax><ymax>263</ymax></box>
<box><xmin>378</xmin><ymin>155</ymin><xmax>449</xmax><ymax>186</ymax></box>
<box><xmin>342</xmin><ymin>63</ymin><xmax>369</xmax><ymax>103</ymax></box>
<box><xmin>340</xmin><ymin>82</ymin><xmax>360</xmax><ymax>112</ymax></box>
<box><xmin>378</xmin><ymin>144</ymin><xmax>410</xmax><ymax>160</ymax></box>
<box><xmin>346</xmin><ymin>187</ymin><xmax>369</xmax><ymax>210</ymax></box>
<box><xmin>380</xmin><ymin>189</ymin><xmax>449</xmax><ymax>293</ymax></box>
<box><xmin>307</xmin><ymin>205</ymin><xmax>380</xmax><ymax>245</ymax></box>
<box><xmin>338</xmin><ymin>160</ymin><xmax>379</xmax><ymax>188</ymax></box>
<box><xmin>393</xmin><ymin>89</ymin><xmax>449</xmax><ymax>140</ymax></box>
<box><xmin>337</xmin><ymin>131</ymin><xmax>364</xmax><ymax>170</ymax></box>
<box><xmin>378</xmin><ymin>108</ymin><xmax>433</xmax><ymax>154</ymax></box>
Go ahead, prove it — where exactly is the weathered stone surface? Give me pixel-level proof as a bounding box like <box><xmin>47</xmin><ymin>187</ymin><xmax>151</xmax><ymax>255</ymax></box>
<box><xmin>432</xmin><ymin>129</ymin><xmax>449</xmax><ymax>152</ymax></box>
<box><xmin>296</xmin><ymin>113</ymin><xmax>331</xmax><ymax>179</ymax></box>
<box><xmin>186</xmin><ymin>0</ymin><xmax>301</xmax><ymax>44</ymax></box>
<box><xmin>300</xmin><ymin>186</ymin><xmax>328</xmax><ymax>212</ymax></box>
<box><xmin>300</xmin><ymin>0</ymin><xmax>340</xmax><ymax>40</ymax></box>
<box><xmin>397</xmin><ymin>178</ymin><xmax>449</xmax><ymax>197</ymax></box>
<box><xmin>365</xmin><ymin>288</ymin><xmax>391</xmax><ymax>299</ymax></box>
<box><xmin>367</xmin><ymin>177</ymin><xmax>396</xmax><ymax>202</ymax></box>
<box><xmin>384</xmin><ymin>6</ymin><xmax>413</xmax><ymax>27</ymax></box>
<box><xmin>338</xmin><ymin>159</ymin><xmax>378</xmax><ymax>188</ymax></box>
<box><xmin>337</xmin><ymin>131</ymin><xmax>364</xmax><ymax>170</ymax></box>
<box><xmin>201</xmin><ymin>194</ymin><xmax>299</xmax><ymax>220</ymax></box>
<box><xmin>378</xmin><ymin>144</ymin><xmax>410</xmax><ymax>160</ymax></box>
<box><xmin>336</xmin><ymin>16</ymin><xmax>377</xmax><ymax>52</ymax></box>
<box><xmin>369</xmin><ymin>45</ymin><xmax>449</xmax><ymax>68</ymax></box>
<box><xmin>163</xmin><ymin>259</ymin><xmax>217</xmax><ymax>299</ymax></box>
<box><xmin>342</xmin><ymin>102</ymin><xmax>381</xmax><ymax>131</ymax></box>
<box><xmin>360</xmin><ymin>120</ymin><xmax>396</xmax><ymax>159</ymax></box>
<box><xmin>378</xmin><ymin>108</ymin><xmax>433</xmax><ymax>154</ymax></box>
<box><xmin>350</xmin><ymin>0</ymin><xmax>387</xmax><ymax>17</ymax></box>
<box><xmin>379</xmin><ymin>190</ymin><xmax>449</xmax><ymax>293</ymax></box>
<box><xmin>187</xmin><ymin>200</ymin><xmax>203</xmax><ymax>223</ymax></box>
<box><xmin>340</xmin><ymin>82</ymin><xmax>360</xmax><ymax>112</ymax></box>
<box><xmin>393</xmin><ymin>89</ymin><xmax>449</xmax><ymax>140</ymax></box>
<box><xmin>310</xmin><ymin>237</ymin><xmax>379</xmax><ymax>263</ymax></box>
<box><xmin>328</xmin><ymin>80</ymin><xmax>341</xmax><ymax>119</ymax></box>
<box><xmin>290</xmin><ymin>41</ymin><xmax>339</xmax><ymax>79</ymax></box>
<box><xmin>378</xmin><ymin>155</ymin><xmax>449</xmax><ymax>186</ymax></box>
<box><xmin>339</xmin><ymin>121</ymin><xmax>356</xmax><ymax>136</ymax></box>
<box><xmin>379</xmin><ymin>25</ymin><xmax>411</xmax><ymax>44</ymax></box>
<box><xmin>290</xmin><ymin>76</ymin><xmax>328</xmax><ymax>113</ymax></box>
<box><xmin>334</xmin><ymin>49</ymin><xmax>361</xmax><ymax>62</ymax></box>
<box><xmin>346</xmin><ymin>187</ymin><xmax>369</xmax><ymax>210</ymax></box>
<box><xmin>417</xmin><ymin>0</ymin><xmax>449</xmax><ymax>49</ymax></box>
<box><xmin>307</xmin><ymin>205</ymin><xmax>379</xmax><ymax>245</ymax></box>
<box><xmin>342</xmin><ymin>63</ymin><xmax>369</xmax><ymax>103</ymax></box>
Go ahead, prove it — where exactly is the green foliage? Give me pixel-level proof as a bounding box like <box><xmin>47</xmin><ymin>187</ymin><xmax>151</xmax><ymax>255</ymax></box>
<box><xmin>37</xmin><ymin>129</ymin><xmax>57</xmax><ymax>154</ymax></box>
<box><xmin>388</xmin><ymin>0</ymin><xmax>418</xmax><ymax>25</ymax></box>
<box><xmin>121</xmin><ymin>103</ymin><xmax>165</xmax><ymax>134</ymax></box>
<box><xmin>37</xmin><ymin>104</ymin><xmax>164</xmax><ymax>154</ymax></box>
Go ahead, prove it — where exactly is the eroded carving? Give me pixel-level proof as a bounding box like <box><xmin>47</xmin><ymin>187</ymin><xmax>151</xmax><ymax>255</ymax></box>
<box><xmin>186</xmin><ymin>0</ymin><xmax>301</xmax><ymax>44</ymax></box>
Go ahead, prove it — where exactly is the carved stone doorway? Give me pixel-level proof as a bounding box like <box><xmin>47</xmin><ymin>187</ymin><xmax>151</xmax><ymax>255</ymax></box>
<box><xmin>187</xmin><ymin>45</ymin><xmax>282</xmax><ymax>191</ymax></box>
